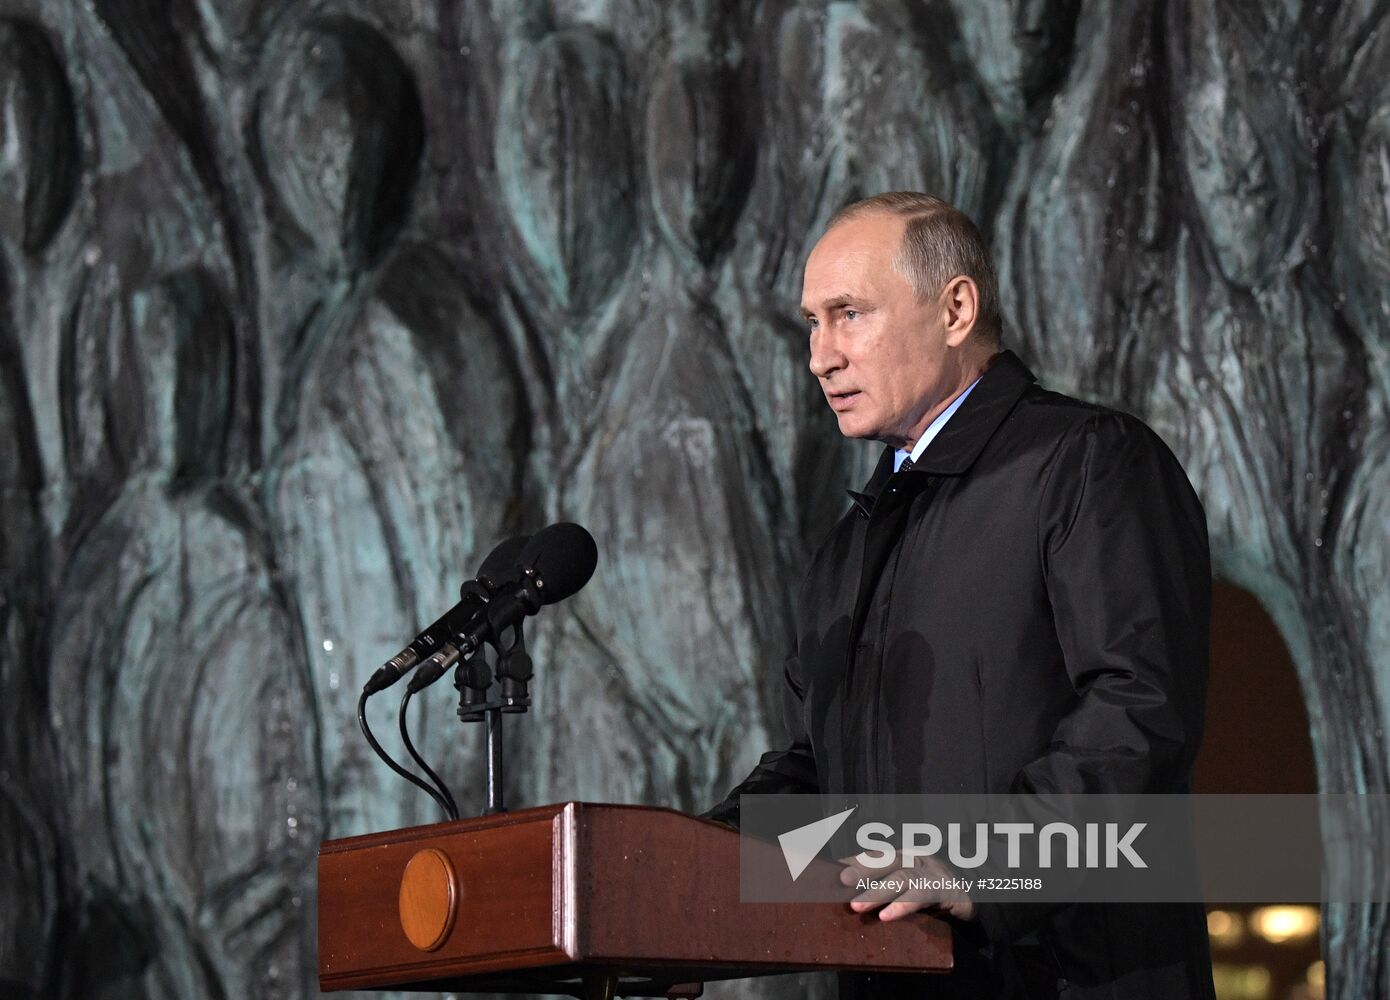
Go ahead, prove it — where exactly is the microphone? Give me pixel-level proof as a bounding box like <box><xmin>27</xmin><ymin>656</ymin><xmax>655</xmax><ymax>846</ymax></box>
<box><xmin>483</xmin><ymin>520</ymin><xmax>598</xmax><ymax>621</ymax></box>
<box><xmin>406</xmin><ymin>523</ymin><xmax>597</xmax><ymax>693</ymax></box>
<box><xmin>363</xmin><ymin>534</ymin><xmax>531</xmax><ymax>695</ymax></box>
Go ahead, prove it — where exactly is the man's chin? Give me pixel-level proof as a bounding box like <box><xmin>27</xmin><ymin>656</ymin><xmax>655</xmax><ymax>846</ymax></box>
<box><xmin>833</xmin><ymin>415</ymin><xmax>878</xmax><ymax>441</ymax></box>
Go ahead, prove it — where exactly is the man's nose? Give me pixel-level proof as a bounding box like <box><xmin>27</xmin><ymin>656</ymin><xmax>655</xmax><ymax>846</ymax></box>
<box><xmin>809</xmin><ymin>332</ymin><xmax>846</xmax><ymax>380</ymax></box>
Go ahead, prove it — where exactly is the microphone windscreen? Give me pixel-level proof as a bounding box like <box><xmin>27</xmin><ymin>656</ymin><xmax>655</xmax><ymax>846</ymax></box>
<box><xmin>476</xmin><ymin>534</ymin><xmax>531</xmax><ymax>589</ymax></box>
<box><xmin>520</xmin><ymin>523</ymin><xmax>598</xmax><ymax>604</ymax></box>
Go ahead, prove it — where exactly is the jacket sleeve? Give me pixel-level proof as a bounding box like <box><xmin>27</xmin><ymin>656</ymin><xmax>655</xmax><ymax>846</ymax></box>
<box><xmin>701</xmin><ymin>650</ymin><xmax>819</xmax><ymax>828</ymax></box>
<box><xmin>1021</xmin><ymin>411</ymin><xmax>1210</xmax><ymax>795</ymax></box>
<box><xmin>977</xmin><ymin>412</ymin><xmax>1211</xmax><ymax>944</ymax></box>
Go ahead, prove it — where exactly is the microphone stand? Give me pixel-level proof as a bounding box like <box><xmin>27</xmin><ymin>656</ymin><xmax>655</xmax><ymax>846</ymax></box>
<box><xmin>456</xmin><ymin>621</ymin><xmax>532</xmax><ymax>815</ymax></box>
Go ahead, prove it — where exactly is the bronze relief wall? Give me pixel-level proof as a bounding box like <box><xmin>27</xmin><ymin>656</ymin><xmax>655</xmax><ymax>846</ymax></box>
<box><xmin>1</xmin><ymin>1</ymin><xmax>1387</xmax><ymax>997</ymax></box>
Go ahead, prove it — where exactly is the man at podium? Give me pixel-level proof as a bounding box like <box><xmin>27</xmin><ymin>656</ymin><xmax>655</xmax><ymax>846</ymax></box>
<box><xmin>705</xmin><ymin>192</ymin><xmax>1215</xmax><ymax>1000</ymax></box>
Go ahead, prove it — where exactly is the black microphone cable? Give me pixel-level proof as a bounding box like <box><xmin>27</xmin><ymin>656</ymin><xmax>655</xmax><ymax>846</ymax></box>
<box><xmin>399</xmin><ymin>678</ymin><xmax>459</xmax><ymax>820</ymax></box>
<box><xmin>357</xmin><ymin>687</ymin><xmax>453</xmax><ymax>821</ymax></box>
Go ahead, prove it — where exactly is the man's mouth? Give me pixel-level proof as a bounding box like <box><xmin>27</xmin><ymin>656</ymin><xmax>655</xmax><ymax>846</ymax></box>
<box><xmin>828</xmin><ymin>390</ymin><xmax>861</xmax><ymax>412</ymax></box>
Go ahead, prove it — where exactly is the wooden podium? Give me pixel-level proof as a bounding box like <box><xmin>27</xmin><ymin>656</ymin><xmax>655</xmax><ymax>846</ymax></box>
<box><xmin>318</xmin><ymin>802</ymin><xmax>952</xmax><ymax>997</ymax></box>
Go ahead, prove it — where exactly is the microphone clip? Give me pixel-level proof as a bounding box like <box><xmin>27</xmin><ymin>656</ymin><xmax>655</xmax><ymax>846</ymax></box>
<box><xmin>455</xmin><ymin>620</ymin><xmax>533</xmax><ymax>722</ymax></box>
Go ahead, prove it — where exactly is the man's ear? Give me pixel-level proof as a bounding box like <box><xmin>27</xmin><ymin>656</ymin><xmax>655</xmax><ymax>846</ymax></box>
<box><xmin>941</xmin><ymin>276</ymin><xmax>980</xmax><ymax>347</ymax></box>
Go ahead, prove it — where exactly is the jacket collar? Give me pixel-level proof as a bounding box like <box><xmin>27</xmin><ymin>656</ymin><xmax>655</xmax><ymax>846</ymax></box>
<box><xmin>847</xmin><ymin>350</ymin><xmax>1036</xmax><ymax>515</ymax></box>
<box><xmin>846</xmin><ymin>447</ymin><xmax>898</xmax><ymax>516</ymax></box>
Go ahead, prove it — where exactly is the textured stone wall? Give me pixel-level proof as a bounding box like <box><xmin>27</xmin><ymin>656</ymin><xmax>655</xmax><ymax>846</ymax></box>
<box><xmin>1</xmin><ymin>1</ymin><xmax>1387</xmax><ymax>998</ymax></box>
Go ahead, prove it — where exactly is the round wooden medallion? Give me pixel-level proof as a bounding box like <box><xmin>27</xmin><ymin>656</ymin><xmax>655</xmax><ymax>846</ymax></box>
<box><xmin>398</xmin><ymin>847</ymin><xmax>459</xmax><ymax>952</ymax></box>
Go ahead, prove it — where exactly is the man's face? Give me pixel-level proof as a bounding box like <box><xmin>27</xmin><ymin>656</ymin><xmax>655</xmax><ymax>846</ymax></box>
<box><xmin>800</xmin><ymin>213</ymin><xmax>953</xmax><ymax>450</ymax></box>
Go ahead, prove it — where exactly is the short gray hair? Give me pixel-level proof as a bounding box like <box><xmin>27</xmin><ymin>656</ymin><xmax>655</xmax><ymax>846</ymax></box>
<box><xmin>827</xmin><ymin>192</ymin><xmax>1002</xmax><ymax>341</ymax></box>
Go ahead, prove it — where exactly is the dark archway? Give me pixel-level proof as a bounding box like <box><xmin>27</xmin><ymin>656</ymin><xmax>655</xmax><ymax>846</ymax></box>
<box><xmin>1197</xmin><ymin>582</ymin><xmax>1321</xmax><ymax>1000</ymax></box>
<box><xmin>1195</xmin><ymin>583</ymin><xmax>1317</xmax><ymax>796</ymax></box>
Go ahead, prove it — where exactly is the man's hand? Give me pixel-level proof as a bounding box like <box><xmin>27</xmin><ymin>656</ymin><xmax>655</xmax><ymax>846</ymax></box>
<box><xmin>838</xmin><ymin>852</ymin><xmax>976</xmax><ymax>922</ymax></box>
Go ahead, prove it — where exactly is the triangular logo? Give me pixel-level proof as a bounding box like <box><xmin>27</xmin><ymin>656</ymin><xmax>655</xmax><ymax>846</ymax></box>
<box><xmin>777</xmin><ymin>807</ymin><xmax>857</xmax><ymax>881</ymax></box>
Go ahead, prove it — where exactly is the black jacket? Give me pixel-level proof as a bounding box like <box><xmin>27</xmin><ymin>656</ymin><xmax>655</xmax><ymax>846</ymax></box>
<box><xmin>707</xmin><ymin>351</ymin><xmax>1216</xmax><ymax>1000</ymax></box>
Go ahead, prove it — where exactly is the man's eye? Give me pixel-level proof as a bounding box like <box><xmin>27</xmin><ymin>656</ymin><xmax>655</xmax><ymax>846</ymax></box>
<box><xmin>844</xmin><ymin>309</ymin><xmax>859</xmax><ymax>320</ymax></box>
<box><xmin>806</xmin><ymin>316</ymin><xmax>819</xmax><ymax>329</ymax></box>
